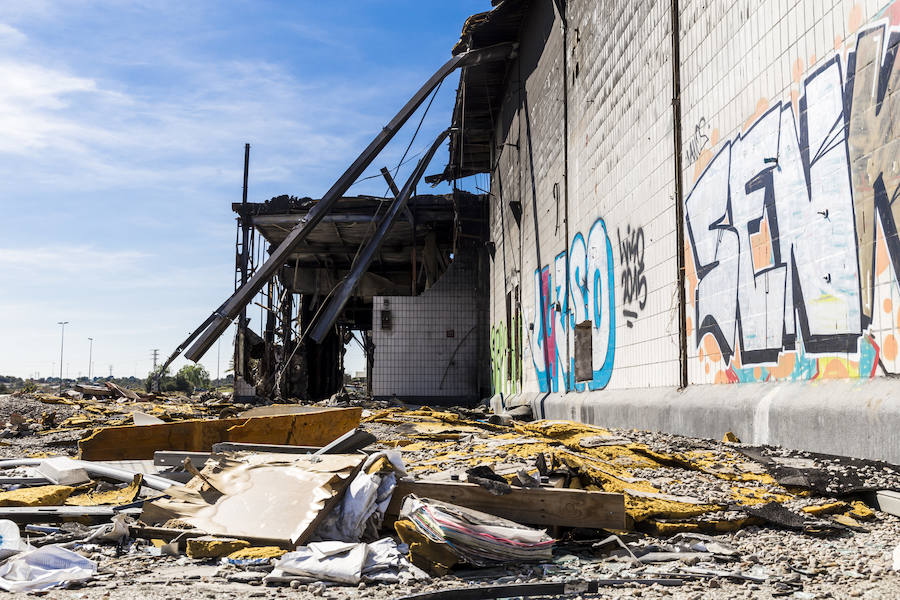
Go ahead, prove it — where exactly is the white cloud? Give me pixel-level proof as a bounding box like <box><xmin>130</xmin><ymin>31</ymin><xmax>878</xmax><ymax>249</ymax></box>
<box><xmin>0</xmin><ymin>23</ymin><xmax>26</xmax><ymax>47</ymax></box>
<box><xmin>0</xmin><ymin>245</ymin><xmax>148</xmax><ymax>278</ymax></box>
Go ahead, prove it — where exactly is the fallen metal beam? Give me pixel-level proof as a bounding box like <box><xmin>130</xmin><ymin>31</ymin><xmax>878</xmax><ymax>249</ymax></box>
<box><xmin>212</xmin><ymin>442</ymin><xmax>319</xmax><ymax>454</ymax></box>
<box><xmin>0</xmin><ymin>458</ymin><xmax>174</xmax><ymax>491</ymax></box>
<box><xmin>308</xmin><ymin>129</ymin><xmax>450</xmax><ymax>342</ymax></box>
<box><xmin>312</xmin><ymin>428</ymin><xmax>376</xmax><ymax>455</ymax></box>
<box><xmin>0</xmin><ymin>477</ymin><xmax>51</xmax><ymax>486</ymax></box>
<box><xmin>0</xmin><ymin>506</ymin><xmax>142</xmax><ymax>523</ymax></box>
<box><xmin>182</xmin><ymin>43</ymin><xmax>516</xmax><ymax>362</ymax></box>
<box><xmin>397</xmin><ymin>579</ymin><xmax>686</xmax><ymax>600</ymax></box>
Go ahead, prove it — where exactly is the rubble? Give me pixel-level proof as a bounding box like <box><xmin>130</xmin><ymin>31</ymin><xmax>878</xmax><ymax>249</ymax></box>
<box><xmin>0</xmin><ymin>390</ymin><xmax>896</xmax><ymax>598</ymax></box>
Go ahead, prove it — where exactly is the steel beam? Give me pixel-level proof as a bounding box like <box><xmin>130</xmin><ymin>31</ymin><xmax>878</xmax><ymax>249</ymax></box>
<box><xmin>308</xmin><ymin>129</ymin><xmax>449</xmax><ymax>342</ymax></box>
<box><xmin>182</xmin><ymin>43</ymin><xmax>516</xmax><ymax>362</ymax></box>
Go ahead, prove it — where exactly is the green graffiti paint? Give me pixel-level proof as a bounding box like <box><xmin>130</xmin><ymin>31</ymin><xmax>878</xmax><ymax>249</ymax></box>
<box><xmin>490</xmin><ymin>319</ymin><xmax>521</xmax><ymax>396</ymax></box>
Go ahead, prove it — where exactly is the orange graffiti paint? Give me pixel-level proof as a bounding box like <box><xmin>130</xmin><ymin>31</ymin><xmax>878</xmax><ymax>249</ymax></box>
<box><xmin>792</xmin><ymin>58</ymin><xmax>804</xmax><ymax>84</ymax></box>
<box><xmin>876</xmin><ymin>234</ymin><xmax>890</xmax><ymax>276</ymax></box>
<box><xmin>693</xmin><ymin>148</ymin><xmax>713</xmax><ymax>182</ymax></box>
<box><xmin>684</xmin><ymin>242</ymin><xmax>698</xmax><ymax>306</ymax></box>
<box><xmin>750</xmin><ymin>214</ymin><xmax>774</xmax><ymax>272</ymax></box>
<box><xmin>891</xmin><ymin>0</ymin><xmax>900</xmax><ymax>26</ymax></box>
<box><xmin>884</xmin><ymin>334</ymin><xmax>898</xmax><ymax>361</ymax></box>
<box><xmin>703</xmin><ymin>334</ymin><xmax>721</xmax><ymax>363</ymax></box>
<box><xmin>809</xmin><ymin>54</ymin><xmax>816</xmax><ymax>67</ymax></box>
<box><xmin>884</xmin><ymin>298</ymin><xmax>893</xmax><ymax>314</ymax></box>
<box><xmin>743</xmin><ymin>98</ymin><xmax>770</xmax><ymax>132</ymax></box>
<box><xmin>753</xmin><ymin>367</ymin><xmax>762</xmax><ymax>379</ymax></box>
<box><xmin>771</xmin><ymin>352</ymin><xmax>796</xmax><ymax>379</ymax></box>
<box><xmin>834</xmin><ymin>35</ymin><xmax>843</xmax><ymax>50</ymax></box>
<box><xmin>849</xmin><ymin>5</ymin><xmax>863</xmax><ymax>34</ymax></box>
<box><xmin>822</xmin><ymin>359</ymin><xmax>849</xmax><ymax>379</ymax></box>
<box><xmin>686</xmin><ymin>316</ymin><xmax>693</xmax><ymax>337</ymax></box>
<box><xmin>714</xmin><ymin>369</ymin><xmax>730</xmax><ymax>384</ymax></box>
<box><xmin>705</xmin><ymin>362</ymin><xmax>710</xmax><ymax>374</ymax></box>
<box><xmin>710</xmin><ymin>128</ymin><xmax>719</xmax><ymax>146</ymax></box>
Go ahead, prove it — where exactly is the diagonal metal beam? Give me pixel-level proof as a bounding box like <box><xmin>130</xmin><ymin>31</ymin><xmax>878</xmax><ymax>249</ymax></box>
<box><xmin>182</xmin><ymin>43</ymin><xmax>516</xmax><ymax>362</ymax></box>
<box><xmin>380</xmin><ymin>167</ymin><xmax>415</xmax><ymax>225</ymax></box>
<box><xmin>308</xmin><ymin>129</ymin><xmax>450</xmax><ymax>343</ymax></box>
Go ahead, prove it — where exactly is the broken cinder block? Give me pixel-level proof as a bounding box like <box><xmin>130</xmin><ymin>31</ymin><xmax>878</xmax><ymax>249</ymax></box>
<box><xmin>37</xmin><ymin>457</ymin><xmax>91</xmax><ymax>486</ymax></box>
<box><xmin>185</xmin><ymin>536</ymin><xmax>251</xmax><ymax>559</ymax></box>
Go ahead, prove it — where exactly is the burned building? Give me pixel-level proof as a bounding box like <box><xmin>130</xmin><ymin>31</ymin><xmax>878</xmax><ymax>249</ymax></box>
<box><xmin>172</xmin><ymin>0</ymin><xmax>900</xmax><ymax>464</ymax></box>
<box><xmin>229</xmin><ymin>190</ymin><xmax>491</xmax><ymax>405</ymax></box>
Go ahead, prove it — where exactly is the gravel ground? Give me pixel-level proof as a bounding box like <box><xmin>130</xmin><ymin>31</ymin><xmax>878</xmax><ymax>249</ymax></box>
<box><xmin>0</xmin><ymin>395</ymin><xmax>897</xmax><ymax>599</ymax></box>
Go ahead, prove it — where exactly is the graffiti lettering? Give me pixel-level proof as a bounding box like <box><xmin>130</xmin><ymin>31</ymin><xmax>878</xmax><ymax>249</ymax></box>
<box><xmin>530</xmin><ymin>218</ymin><xmax>616</xmax><ymax>392</ymax></box>
<box><xmin>684</xmin><ymin>117</ymin><xmax>710</xmax><ymax>165</ymax></box>
<box><xmin>617</xmin><ymin>225</ymin><xmax>647</xmax><ymax>327</ymax></box>
<box><xmin>685</xmin><ymin>14</ymin><xmax>900</xmax><ymax>382</ymax></box>
<box><xmin>490</xmin><ymin>321</ymin><xmax>520</xmax><ymax>396</ymax></box>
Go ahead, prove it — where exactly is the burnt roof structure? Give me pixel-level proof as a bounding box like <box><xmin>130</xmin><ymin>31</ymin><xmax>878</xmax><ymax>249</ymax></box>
<box><xmin>435</xmin><ymin>0</ymin><xmax>531</xmax><ymax>182</ymax></box>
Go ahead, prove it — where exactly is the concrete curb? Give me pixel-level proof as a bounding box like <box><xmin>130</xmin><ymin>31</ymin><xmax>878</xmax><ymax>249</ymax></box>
<box><xmin>491</xmin><ymin>380</ymin><xmax>900</xmax><ymax>464</ymax></box>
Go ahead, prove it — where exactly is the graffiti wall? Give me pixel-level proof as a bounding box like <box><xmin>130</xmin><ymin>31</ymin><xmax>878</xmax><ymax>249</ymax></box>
<box><xmin>684</xmin><ymin>2</ymin><xmax>900</xmax><ymax>384</ymax></box>
<box><xmin>527</xmin><ymin>218</ymin><xmax>617</xmax><ymax>393</ymax></box>
<box><xmin>490</xmin><ymin>320</ymin><xmax>521</xmax><ymax>396</ymax></box>
<box><xmin>489</xmin><ymin>0</ymin><xmax>682</xmax><ymax>395</ymax></box>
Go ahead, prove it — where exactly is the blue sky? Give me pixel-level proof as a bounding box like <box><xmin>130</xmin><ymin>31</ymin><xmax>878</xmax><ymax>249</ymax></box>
<box><xmin>0</xmin><ymin>0</ymin><xmax>492</xmax><ymax>380</ymax></box>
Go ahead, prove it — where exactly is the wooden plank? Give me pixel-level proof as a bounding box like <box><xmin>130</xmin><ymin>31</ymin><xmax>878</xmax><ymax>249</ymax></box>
<box><xmin>386</xmin><ymin>480</ymin><xmax>626</xmax><ymax>530</ymax></box>
<box><xmin>78</xmin><ymin>407</ymin><xmax>361</xmax><ymax>461</ymax></box>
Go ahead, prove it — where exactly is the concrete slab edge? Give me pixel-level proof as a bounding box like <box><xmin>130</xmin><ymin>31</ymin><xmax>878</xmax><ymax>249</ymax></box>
<box><xmin>491</xmin><ymin>380</ymin><xmax>900</xmax><ymax>464</ymax></box>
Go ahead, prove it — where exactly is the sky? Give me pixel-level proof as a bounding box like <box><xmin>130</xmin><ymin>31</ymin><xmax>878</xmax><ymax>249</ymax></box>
<box><xmin>0</xmin><ymin>0</ymin><xmax>493</xmax><ymax>381</ymax></box>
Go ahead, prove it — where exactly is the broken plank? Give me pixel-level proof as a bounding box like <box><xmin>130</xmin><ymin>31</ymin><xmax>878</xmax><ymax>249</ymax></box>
<box><xmin>78</xmin><ymin>407</ymin><xmax>361</xmax><ymax>461</ymax></box>
<box><xmin>386</xmin><ymin>480</ymin><xmax>626</xmax><ymax>530</ymax></box>
<box><xmin>74</xmin><ymin>384</ymin><xmax>115</xmax><ymax>397</ymax></box>
<box><xmin>105</xmin><ymin>381</ymin><xmax>140</xmax><ymax>400</ymax></box>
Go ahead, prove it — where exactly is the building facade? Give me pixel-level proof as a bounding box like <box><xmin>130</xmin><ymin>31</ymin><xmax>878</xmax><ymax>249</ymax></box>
<box><xmin>462</xmin><ymin>0</ymin><xmax>900</xmax><ymax>462</ymax></box>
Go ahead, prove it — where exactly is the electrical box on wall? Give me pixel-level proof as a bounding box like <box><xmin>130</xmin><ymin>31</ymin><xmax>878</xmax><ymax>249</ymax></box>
<box><xmin>381</xmin><ymin>310</ymin><xmax>392</xmax><ymax>330</ymax></box>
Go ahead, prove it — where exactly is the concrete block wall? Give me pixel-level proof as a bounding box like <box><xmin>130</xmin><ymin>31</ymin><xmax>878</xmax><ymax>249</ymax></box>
<box><xmin>372</xmin><ymin>248</ymin><xmax>485</xmax><ymax>403</ymax></box>
<box><xmin>489</xmin><ymin>0</ymin><xmax>680</xmax><ymax>397</ymax></box>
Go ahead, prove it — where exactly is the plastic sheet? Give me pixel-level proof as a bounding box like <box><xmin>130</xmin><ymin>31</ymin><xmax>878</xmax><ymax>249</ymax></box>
<box><xmin>0</xmin><ymin>545</ymin><xmax>96</xmax><ymax>592</ymax></box>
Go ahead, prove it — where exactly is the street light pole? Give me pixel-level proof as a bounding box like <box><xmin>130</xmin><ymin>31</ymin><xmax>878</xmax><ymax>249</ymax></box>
<box><xmin>57</xmin><ymin>321</ymin><xmax>68</xmax><ymax>396</ymax></box>
<box><xmin>87</xmin><ymin>337</ymin><xmax>93</xmax><ymax>381</ymax></box>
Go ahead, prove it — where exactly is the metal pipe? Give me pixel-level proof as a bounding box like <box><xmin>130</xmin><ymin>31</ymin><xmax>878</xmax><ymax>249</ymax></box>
<box><xmin>308</xmin><ymin>129</ymin><xmax>451</xmax><ymax>343</ymax></box>
<box><xmin>183</xmin><ymin>43</ymin><xmax>517</xmax><ymax>363</ymax></box>
<box><xmin>0</xmin><ymin>459</ymin><xmax>175</xmax><ymax>491</ymax></box>
<box><xmin>670</xmin><ymin>0</ymin><xmax>688</xmax><ymax>389</ymax></box>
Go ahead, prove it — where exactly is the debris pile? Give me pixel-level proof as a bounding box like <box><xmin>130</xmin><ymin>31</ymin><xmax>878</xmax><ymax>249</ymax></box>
<box><xmin>0</xmin><ymin>390</ymin><xmax>897</xmax><ymax>597</ymax></box>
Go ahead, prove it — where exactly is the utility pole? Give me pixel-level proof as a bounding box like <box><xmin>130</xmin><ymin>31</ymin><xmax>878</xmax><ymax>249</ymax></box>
<box><xmin>216</xmin><ymin>338</ymin><xmax>221</xmax><ymax>392</ymax></box>
<box><xmin>109</xmin><ymin>365</ymin><xmax>113</xmax><ymax>378</ymax></box>
<box><xmin>151</xmin><ymin>349</ymin><xmax>160</xmax><ymax>372</ymax></box>
<box><xmin>235</xmin><ymin>143</ymin><xmax>251</xmax><ymax>399</ymax></box>
<box><xmin>57</xmin><ymin>321</ymin><xmax>68</xmax><ymax>396</ymax></box>
<box><xmin>87</xmin><ymin>337</ymin><xmax>93</xmax><ymax>380</ymax></box>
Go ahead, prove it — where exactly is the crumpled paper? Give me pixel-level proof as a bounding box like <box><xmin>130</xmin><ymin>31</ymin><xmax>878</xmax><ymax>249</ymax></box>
<box><xmin>313</xmin><ymin>451</ymin><xmax>405</xmax><ymax>542</ymax></box>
